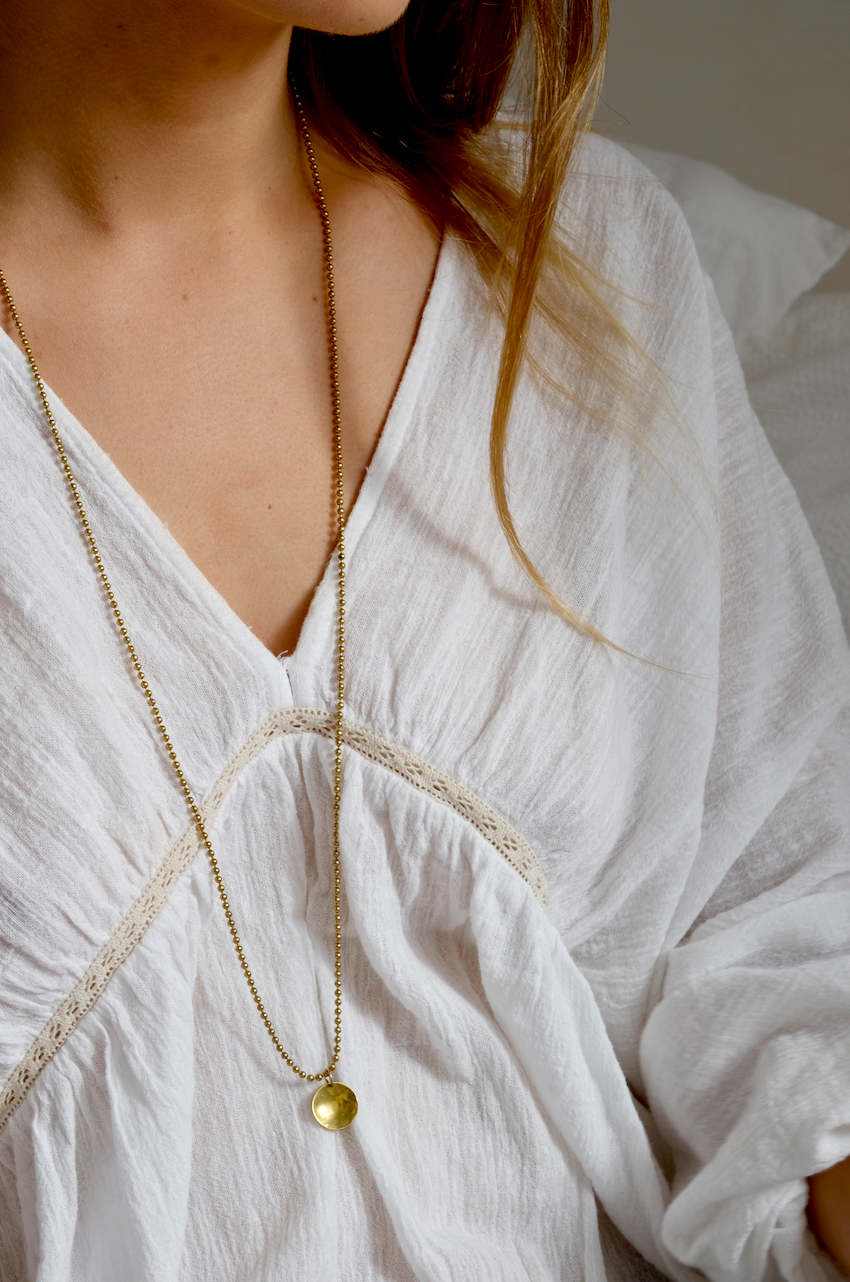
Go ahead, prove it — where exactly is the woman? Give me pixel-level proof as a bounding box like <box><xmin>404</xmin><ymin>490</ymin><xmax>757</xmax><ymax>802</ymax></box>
<box><xmin>0</xmin><ymin>0</ymin><xmax>848</xmax><ymax>1277</ymax></box>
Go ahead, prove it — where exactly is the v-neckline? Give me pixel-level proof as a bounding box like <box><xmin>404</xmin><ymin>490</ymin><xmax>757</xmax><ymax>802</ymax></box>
<box><xmin>0</xmin><ymin>233</ymin><xmax>456</xmax><ymax>698</ymax></box>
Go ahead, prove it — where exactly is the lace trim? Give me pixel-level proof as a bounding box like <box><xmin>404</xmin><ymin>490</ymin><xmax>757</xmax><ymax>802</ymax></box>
<box><xmin>0</xmin><ymin>708</ymin><xmax>547</xmax><ymax>1133</ymax></box>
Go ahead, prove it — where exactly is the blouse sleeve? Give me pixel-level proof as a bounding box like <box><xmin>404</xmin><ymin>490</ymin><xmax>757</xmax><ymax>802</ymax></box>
<box><xmin>639</xmin><ymin>279</ymin><xmax>850</xmax><ymax>1282</ymax></box>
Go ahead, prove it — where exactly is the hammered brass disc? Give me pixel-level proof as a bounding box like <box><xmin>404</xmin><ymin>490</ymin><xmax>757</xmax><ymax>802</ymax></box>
<box><xmin>311</xmin><ymin>1082</ymin><xmax>358</xmax><ymax>1130</ymax></box>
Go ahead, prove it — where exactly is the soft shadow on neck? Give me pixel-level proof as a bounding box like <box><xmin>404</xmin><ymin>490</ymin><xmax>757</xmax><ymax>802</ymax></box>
<box><xmin>0</xmin><ymin>0</ymin><xmax>301</xmax><ymax>236</ymax></box>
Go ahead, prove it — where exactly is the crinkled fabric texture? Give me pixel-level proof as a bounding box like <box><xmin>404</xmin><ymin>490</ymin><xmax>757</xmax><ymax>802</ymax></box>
<box><xmin>0</xmin><ymin>137</ymin><xmax>848</xmax><ymax>1282</ymax></box>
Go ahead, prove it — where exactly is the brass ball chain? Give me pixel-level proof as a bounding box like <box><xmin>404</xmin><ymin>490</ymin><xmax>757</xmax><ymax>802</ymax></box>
<box><xmin>0</xmin><ymin>83</ymin><xmax>350</xmax><ymax>1099</ymax></box>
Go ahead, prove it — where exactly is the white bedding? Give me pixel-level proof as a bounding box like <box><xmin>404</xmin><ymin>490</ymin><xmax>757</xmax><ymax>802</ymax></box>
<box><xmin>743</xmin><ymin>292</ymin><xmax>850</xmax><ymax>638</ymax></box>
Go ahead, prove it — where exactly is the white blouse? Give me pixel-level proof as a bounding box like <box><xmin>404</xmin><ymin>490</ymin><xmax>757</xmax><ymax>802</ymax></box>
<box><xmin>1</xmin><ymin>137</ymin><xmax>848</xmax><ymax>1282</ymax></box>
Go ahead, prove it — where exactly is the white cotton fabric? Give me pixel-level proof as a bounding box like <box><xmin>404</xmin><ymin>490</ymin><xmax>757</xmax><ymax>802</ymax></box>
<box><xmin>1</xmin><ymin>137</ymin><xmax>849</xmax><ymax>1282</ymax></box>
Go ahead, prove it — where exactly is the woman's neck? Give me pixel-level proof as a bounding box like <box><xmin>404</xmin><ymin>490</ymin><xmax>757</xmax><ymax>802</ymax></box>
<box><xmin>0</xmin><ymin>1</ymin><xmax>302</xmax><ymax>241</ymax></box>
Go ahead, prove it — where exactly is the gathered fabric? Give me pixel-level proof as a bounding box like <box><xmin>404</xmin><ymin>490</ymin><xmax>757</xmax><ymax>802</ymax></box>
<box><xmin>0</xmin><ymin>138</ymin><xmax>848</xmax><ymax>1282</ymax></box>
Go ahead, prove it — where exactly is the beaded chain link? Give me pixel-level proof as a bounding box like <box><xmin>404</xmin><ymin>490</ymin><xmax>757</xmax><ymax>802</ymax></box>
<box><xmin>0</xmin><ymin>83</ymin><xmax>348</xmax><ymax>1091</ymax></box>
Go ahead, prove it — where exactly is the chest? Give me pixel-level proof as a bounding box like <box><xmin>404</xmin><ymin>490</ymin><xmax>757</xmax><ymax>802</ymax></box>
<box><xmin>1</xmin><ymin>183</ymin><xmax>439</xmax><ymax>656</ymax></box>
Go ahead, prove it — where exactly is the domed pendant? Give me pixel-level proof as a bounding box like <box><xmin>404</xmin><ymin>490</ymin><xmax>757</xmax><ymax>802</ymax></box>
<box><xmin>311</xmin><ymin>1081</ymin><xmax>358</xmax><ymax>1130</ymax></box>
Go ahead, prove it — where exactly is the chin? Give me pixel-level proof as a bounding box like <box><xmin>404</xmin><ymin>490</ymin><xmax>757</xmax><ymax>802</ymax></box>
<box><xmin>244</xmin><ymin>0</ymin><xmax>412</xmax><ymax>37</ymax></box>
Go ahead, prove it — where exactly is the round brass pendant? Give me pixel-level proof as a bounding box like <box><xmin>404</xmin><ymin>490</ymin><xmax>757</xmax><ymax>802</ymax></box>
<box><xmin>311</xmin><ymin>1082</ymin><xmax>358</xmax><ymax>1131</ymax></box>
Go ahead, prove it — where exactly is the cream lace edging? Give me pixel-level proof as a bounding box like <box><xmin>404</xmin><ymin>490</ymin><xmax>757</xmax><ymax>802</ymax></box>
<box><xmin>0</xmin><ymin>708</ymin><xmax>547</xmax><ymax>1133</ymax></box>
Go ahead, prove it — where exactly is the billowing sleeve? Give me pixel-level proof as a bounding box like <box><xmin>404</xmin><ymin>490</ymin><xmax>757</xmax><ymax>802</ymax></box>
<box><xmin>639</xmin><ymin>281</ymin><xmax>850</xmax><ymax>1282</ymax></box>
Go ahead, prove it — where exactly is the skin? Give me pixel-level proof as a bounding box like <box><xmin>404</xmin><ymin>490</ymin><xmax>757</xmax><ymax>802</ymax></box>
<box><xmin>0</xmin><ymin>0</ymin><xmax>440</xmax><ymax>657</ymax></box>
<box><xmin>0</xmin><ymin>0</ymin><xmax>847</xmax><ymax>1265</ymax></box>
<box><xmin>809</xmin><ymin>1156</ymin><xmax>850</xmax><ymax>1273</ymax></box>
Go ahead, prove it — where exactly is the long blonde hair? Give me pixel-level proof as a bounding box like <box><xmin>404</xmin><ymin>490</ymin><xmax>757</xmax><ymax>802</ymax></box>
<box><xmin>292</xmin><ymin>1</ymin><xmax>668</xmax><ymax>645</ymax></box>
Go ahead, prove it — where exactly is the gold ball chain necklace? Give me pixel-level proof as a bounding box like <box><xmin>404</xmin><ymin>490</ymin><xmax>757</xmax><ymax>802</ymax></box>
<box><xmin>0</xmin><ymin>83</ymin><xmax>358</xmax><ymax>1132</ymax></box>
